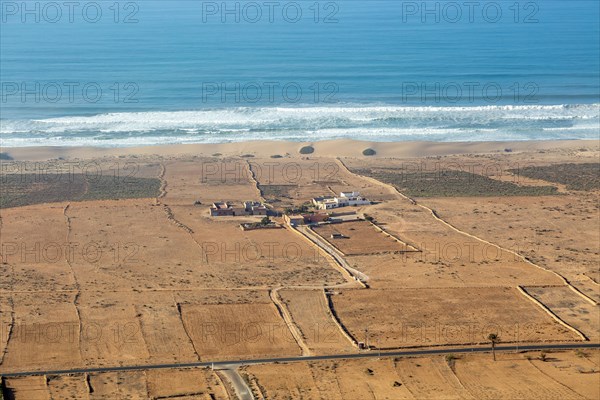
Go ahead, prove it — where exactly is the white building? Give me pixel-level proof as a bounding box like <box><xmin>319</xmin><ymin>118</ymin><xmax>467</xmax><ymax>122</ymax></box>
<box><xmin>313</xmin><ymin>191</ymin><xmax>370</xmax><ymax>210</ymax></box>
<box><xmin>340</xmin><ymin>191</ymin><xmax>360</xmax><ymax>198</ymax></box>
<box><xmin>338</xmin><ymin>191</ymin><xmax>370</xmax><ymax>206</ymax></box>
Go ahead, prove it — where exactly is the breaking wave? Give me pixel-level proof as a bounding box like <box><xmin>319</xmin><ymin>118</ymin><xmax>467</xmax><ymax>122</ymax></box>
<box><xmin>1</xmin><ymin>103</ymin><xmax>598</xmax><ymax>147</ymax></box>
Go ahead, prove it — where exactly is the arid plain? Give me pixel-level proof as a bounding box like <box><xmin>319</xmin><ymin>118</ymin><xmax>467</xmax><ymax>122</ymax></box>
<box><xmin>0</xmin><ymin>139</ymin><xmax>598</xmax><ymax>399</ymax></box>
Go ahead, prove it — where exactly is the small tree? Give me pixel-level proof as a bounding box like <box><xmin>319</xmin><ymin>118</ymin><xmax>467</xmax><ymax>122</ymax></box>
<box><xmin>261</xmin><ymin>216</ymin><xmax>271</xmax><ymax>226</ymax></box>
<box><xmin>488</xmin><ymin>333</ymin><xmax>500</xmax><ymax>361</ymax></box>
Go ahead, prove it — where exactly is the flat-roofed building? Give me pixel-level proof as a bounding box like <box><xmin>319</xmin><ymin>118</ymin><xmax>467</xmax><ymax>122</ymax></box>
<box><xmin>209</xmin><ymin>201</ymin><xmax>268</xmax><ymax>216</ymax></box>
<box><xmin>312</xmin><ymin>191</ymin><xmax>370</xmax><ymax>210</ymax></box>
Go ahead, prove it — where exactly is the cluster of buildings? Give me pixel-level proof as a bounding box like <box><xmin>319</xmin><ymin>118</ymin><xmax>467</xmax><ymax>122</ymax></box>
<box><xmin>209</xmin><ymin>201</ymin><xmax>268</xmax><ymax>217</ymax></box>
<box><xmin>282</xmin><ymin>190</ymin><xmax>369</xmax><ymax>226</ymax></box>
<box><xmin>312</xmin><ymin>191</ymin><xmax>370</xmax><ymax>210</ymax></box>
<box><xmin>208</xmin><ymin>190</ymin><xmax>368</xmax><ymax>223</ymax></box>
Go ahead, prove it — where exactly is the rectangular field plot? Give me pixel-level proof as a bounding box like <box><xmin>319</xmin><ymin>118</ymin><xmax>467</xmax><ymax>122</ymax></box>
<box><xmin>0</xmin><ymin>204</ymin><xmax>77</xmax><ymax>292</ymax></box>
<box><xmin>279</xmin><ymin>289</ymin><xmax>355</xmax><ymax>354</ymax></box>
<box><xmin>88</xmin><ymin>371</ymin><xmax>148</xmax><ymax>399</ymax></box>
<box><xmin>47</xmin><ymin>375</ymin><xmax>90</xmax><ymax>399</ymax></box>
<box><xmin>525</xmin><ymin>286</ymin><xmax>600</xmax><ymax>341</ymax></box>
<box><xmin>146</xmin><ymin>368</ymin><xmax>228</xmax><ymax>399</ymax></box>
<box><xmin>243</xmin><ymin>358</ymin><xmax>414</xmax><ymax>400</ymax></box>
<box><xmin>77</xmin><ymin>292</ymin><xmax>150</xmax><ymax>366</ymax></box>
<box><xmin>394</xmin><ymin>356</ymin><xmax>472</xmax><ymax>399</ymax></box>
<box><xmin>67</xmin><ymin>200</ymin><xmax>208</xmax><ymax>292</ymax></box>
<box><xmin>454</xmin><ymin>353</ymin><xmax>585</xmax><ymax>400</ymax></box>
<box><xmin>3</xmin><ymin>292</ymin><xmax>83</xmax><ymax>371</ymax></box>
<box><xmin>331</xmin><ymin>287</ymin><xmax>579</xmax><ymax>348</ymax></box>
<box><xmin>135</xmin><ymin>296</ymin><xmax>199</xmax><ymax>363</ymax></box>
<box><xmin>180</xmin><ymin>303</ymin><xmax>301</xmax><ymax>360</ymax></box>
<box><xmin>3</xmin><ymin>376</ymin><xmax>50</xmax><ymax>400</ymax></box>
<box><xmin>312</xmin><ymin>220</ymin><xmax>411</xmax><ymax>255</ymax></box>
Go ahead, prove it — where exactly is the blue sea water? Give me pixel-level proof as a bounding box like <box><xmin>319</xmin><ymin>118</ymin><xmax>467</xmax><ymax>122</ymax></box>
<box><xmin>0</xmin><ymin>0</ymin><xmax>598</xmax><ymax>146</ymax></box>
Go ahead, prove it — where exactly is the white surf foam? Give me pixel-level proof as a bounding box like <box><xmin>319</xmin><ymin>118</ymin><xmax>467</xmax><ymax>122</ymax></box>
<box><xmin>1</xmin><ymin>103</ymin><xmax>597</xmax><ymax>147</ymax></box>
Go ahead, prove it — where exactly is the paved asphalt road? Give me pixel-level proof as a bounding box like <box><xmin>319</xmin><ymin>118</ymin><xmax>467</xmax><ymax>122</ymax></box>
<box><xmin>1</xmin><ymin>343</ymin><xmax>598</xmax><ymax>378</ymax></box>
<box><xmin>219</xmin><ymin>367</ymin><xmax>255</xmax><ymax>400</ymax></box>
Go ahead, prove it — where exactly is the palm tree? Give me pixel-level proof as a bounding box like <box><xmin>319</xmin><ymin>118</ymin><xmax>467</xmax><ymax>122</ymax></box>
<box><xmin>488</xmin><ymin>333</ymin><xmax>500</xmax><ymax>361</ymax></box>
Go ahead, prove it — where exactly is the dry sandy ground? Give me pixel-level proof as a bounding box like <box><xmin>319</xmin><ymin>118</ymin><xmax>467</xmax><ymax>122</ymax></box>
<box><xmin>1</xmin><ymin>140</ymin><xmax>598</xmax><ymax>398</ymax></box>
<box><xmin>524</xmin><ymin>286</ymin><xmax>600</xmax><ymax>341</ymax></box>
<box><xmin>332</xmin><ymin>287</ymin><xmax>580</xmax><ymax>348</ymax></box>
<box><xmin>181</xmin><ymin>303</ymin><xmax>301</xmax><ymax>361</ymax></box>
<box><xmin>2</xmin><ymin>291</ymin><xmax>82</xmax><ymax>371</ymax></box>
<box><xmin>3</xmin><ymin>375</ymin><xmax>49</xmax><ymax>400</ymax></box>
<box><xmin>343</xmin><ymin>149</ymin><xmax>600</xmax><ymax>288</ymax></box>
<box><xmin>333</xmin><ymin>198</ymin><xmax>566</xmax><ymax>289</ymax></box>
<box><xmin>278</xmin><ymin>289</ymin><xmax>356</xmax><ymax>355</ymax></box>
<box><xmin>168</xmin><ymin>214</ymin><xmax>345</xmax><ymax>287</ymax></box>
<box><xmin>0</xmin><ymin>203</ymin><xmax>76</xmax><ymax>292</ymax></box>
<box><xmin>3</xmin><ymin>368</ymin><xmax>229</xmax><ymax>399</ymax></box>
<box><xmin>312</xmin><ymin>220</ymin><xmax>410</xmax><ymax>256</ymax></box>
<box><xmin>244</xmin><ymin>349</ymin><xmax>599</xmax><ymax>400</ymax></box>
<box><xmin>451</xmin><ymin>350</ymin><xmax>599</xmax><ymax>400</ymax></box>
<box><xmin>145</xmin><ymin>368</ymin><xmax>229</xmax><ymax>399</ymax></box>
<box><xmin>423</xmin><ymin>195</ymin><xmax>600</xmax><ymax>295</ymax></box>
<box><xmin>5</xmin><ymin>349</ymin><xmax>594</xmax><ymax>399</ymax></box>
<box><xmin>248</xmin><ymin>157</ymin><xmax>347</xmax><ymax>209</ymax></box>
<box><xmin>163</xmin><ymin>158</ymin><xmax>261</xmax><ymax>206</ymax></box>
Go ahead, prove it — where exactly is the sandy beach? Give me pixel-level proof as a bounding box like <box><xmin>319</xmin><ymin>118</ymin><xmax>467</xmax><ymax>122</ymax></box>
<box><xmin>2</xmin><ymin>138</ymin><xmax>598</xmax><ymax>161</ymax></box>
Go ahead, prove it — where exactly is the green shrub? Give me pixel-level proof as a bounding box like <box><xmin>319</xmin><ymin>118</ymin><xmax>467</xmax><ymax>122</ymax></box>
<box><xmin>362</xmin><ymin>148</ymin><xmax>376</xmax><ymax>156</ymax></box>
<box><xmin>299</xmin><ymin>145</ymin><xmax>315</xmax><ymax>155</ymax></box>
